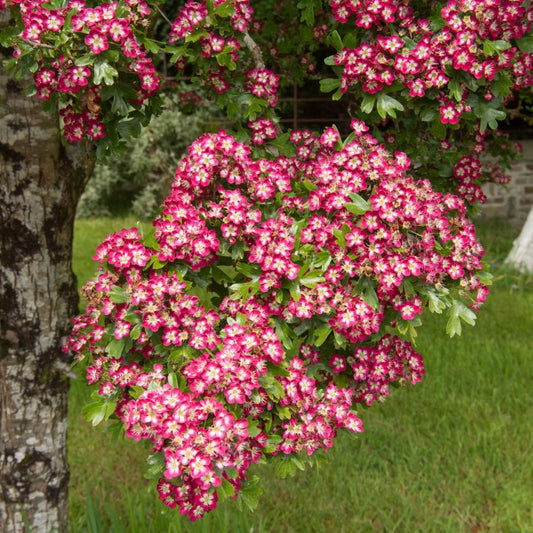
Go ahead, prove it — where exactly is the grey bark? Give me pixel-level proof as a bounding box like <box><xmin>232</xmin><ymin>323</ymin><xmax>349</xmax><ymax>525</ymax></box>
<box><xmin>505</xmin><ymin>205</ymin><xmax>533</xmax><ymax>272</ymax></box>
<box><xmin>0</xmin><ymin>33</ymin><xmax>93</xmax><ymax>532</ymax></box>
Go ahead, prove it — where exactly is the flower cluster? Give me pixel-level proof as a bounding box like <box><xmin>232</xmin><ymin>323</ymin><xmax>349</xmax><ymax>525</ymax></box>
<box><xmin>121</xmin><ymin>386</ymin><xmax>254</xmax><ymax>520</ymax></box>
<box><xmin>248</xmin><ymin>118</ymin><xmax>278</xmax><ymax>145</ymax></box>
<box><xmin>441</xmin><ymin>127</ymin><xmax>513</xmax><ymax>204</ymax></box>
<box><xmin>6</xmin><ymin>0</ymin><xmax>159</xmax><ymax>142</ymax></box>
<box><xmin>168</xmin><ymin>0</ymin><xmax>259</xmax><ymax>102</ymax></box>
<box><xmin>330</xmin><ymin>0</ymin><xmax>409</xmax><ymax>28</ymax></box>
<box><xmin>244</xmin><ymin>68</ymin><xmax>280</xmax><ymax>107</ymax></box>
<box><xmin>60</xmin><ymin>102</ymin><xmax>106</xmax><ymax>142</ymax></box>
<box><xmin>169</xmin><ymin>0</ymin><xmax>253</xmax><ymax>42</ymax></box>
<box><xmin>65</xmin><ymin>121</ymin><xmax>489</xmax><ymax>519</ymax></box>
<box><xmin>332</xmin><ymin>0</ymin><xmax>533</xmax><ymax>111</ymax></box>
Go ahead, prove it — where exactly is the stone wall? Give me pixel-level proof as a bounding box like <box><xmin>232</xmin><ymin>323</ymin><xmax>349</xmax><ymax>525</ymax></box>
<box><xmin>480</xmin><ymin>139</ymin><xmax>533</xmax><ymax>227</ymax></box>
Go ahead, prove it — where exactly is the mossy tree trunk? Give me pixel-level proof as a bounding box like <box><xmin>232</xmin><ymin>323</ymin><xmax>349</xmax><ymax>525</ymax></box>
<box><xmin>0</xmin><ymin>34</ymin><xmax>93</xmax><ymax>531</ymax></box>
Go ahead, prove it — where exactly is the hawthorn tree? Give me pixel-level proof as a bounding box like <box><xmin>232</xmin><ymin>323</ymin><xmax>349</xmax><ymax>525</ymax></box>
<box><xmin>0</xmin><ymin>0</ymin><xmax>531</xmax><ymax>530</ymax></box>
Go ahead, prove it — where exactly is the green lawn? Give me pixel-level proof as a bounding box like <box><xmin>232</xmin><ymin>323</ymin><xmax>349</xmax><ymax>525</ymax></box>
<box><xmin>68</xmin><ymin>217</ymin><xmax>533</xmax><ymax>532</ymax></box>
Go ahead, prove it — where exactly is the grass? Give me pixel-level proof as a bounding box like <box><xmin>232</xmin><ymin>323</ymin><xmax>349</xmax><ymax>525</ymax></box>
<box><xmin>68</xmin><ymin>216</ymin><xmax>533</xmax><ymax>532</ymax></box>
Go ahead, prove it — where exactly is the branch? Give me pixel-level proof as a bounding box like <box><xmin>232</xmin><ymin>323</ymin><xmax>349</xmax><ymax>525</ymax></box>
<box><xmin>21</xmin><ymin>38</ymin><xmax>55</xmax><ymax>49</ymax></box>
<box><xmin>243</xmin><ymin>32</ymin><xmax>265</xmax><ymax>69</ymax></box>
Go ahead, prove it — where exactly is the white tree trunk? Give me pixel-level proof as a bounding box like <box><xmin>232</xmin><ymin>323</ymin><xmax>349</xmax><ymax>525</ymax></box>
<box><xmin>0</xmin><ymin>29</ymin><xmax>93</xmax><ymax>531</ymax></box>
<box><xmin>505</xmin><ymin>206</ymin><xmax>533</xmax><ymax>272</ymax></box>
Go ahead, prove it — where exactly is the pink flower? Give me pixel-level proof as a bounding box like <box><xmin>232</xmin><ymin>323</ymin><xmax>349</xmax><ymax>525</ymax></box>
<box><xmin>85</xmin><ymin>31</ymin><xmax>108</xmax><ymax>54</ymax></box>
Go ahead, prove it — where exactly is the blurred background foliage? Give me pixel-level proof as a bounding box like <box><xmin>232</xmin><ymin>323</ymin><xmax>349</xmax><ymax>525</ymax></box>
<box><xmin>76</xmin><ymin>92</ymin><xmax>217</xmax><ymax>220</ymax></box>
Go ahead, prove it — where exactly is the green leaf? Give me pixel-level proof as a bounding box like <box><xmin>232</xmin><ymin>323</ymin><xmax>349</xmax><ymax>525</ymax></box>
<box><xmin>446</xmin><ymin>314</ymin><xmax>462</xmax><ymax>337</ymax></box>
<box><xmin>130</xmin><ymin>323</ymin><xmax>142</xmax><ymax>340</ymax></box>
<box><xmin>333</xmin><ymin>330</ymin><xmax>347</xmax><ymax>350</ymax></box>
<box><xmin>314</xmin><ymin>251</ymin><xmax>332</xmax><ymax>271</ymax></box>
<box><xmin>426</xmin><ymin>290</ymin><xmax>447</xmax><ymax>314</ymax></box>
<box><xmin>333</xmin><ymin>228</ymin><xmax>346</xmax><ymax>248</ymax></box>
<box><xmin>225</xmin><ymin>466</ymin><xmax>239</xmax><ymax>479</ymax></box>
<box><xmin>106</xmin><ymin>338</ymin><xmax>126</xmax><ymax>358</ymax></box>
<box><xmin>361</xmin><ymin>93</ymin><xmax>376</xmax><ymax>114</ymax></box>
<box><xmin>111</xmin><ymin>95</ymin><xmax>129</xmax><ymax>115</ymax></box>
<box><xmin>235</xmin><ymin>262</ymin><xmax>261</xmax><ymax>278</ymax></box>
<box><xmin>319</xmin><ymin>77</ymin><xmax>341</xmax><ymax>94</ymax></box>
<box><xmin>297</xmin><ymin>0</ymin><xmax>320</xmax><ymax>25</ymax></box>
<box><xmin>167</xmin><ymin>372</ymin><xmax>179</xmax><ymax>388</ymax></box>
<box><xmin>328</xmin><ymin>30</ymin><xmax>344</xmax><ymax>51</ymax></box>
<box><xmin>475</xmin><ymin>270</ymin><xmax>493</xmax><ymax>286</ymax></box>
<box><xmin>247</xmin><ymin>419</ymin><xmax>261</xmax><ymax>438</ymax></box>
<box><xmin>216</xmin><ymin>52</ymin><xmax>236</xmax><ymax>70</ymax></box>
<box><xmin>430</xmin><ymin>119</ymin><xmax>447</xmax><ymax>139</ymax></box>
<box><xmin>273</xmin><ymin>319</ymin><xmax>296</xmax><ymax>350</ymax></box>
<box><xmin>258</xmin><ymin>374</ymin><xmax>285</xmax><ymax>400</ymax></box>
<box><xmin>483</xmin><ymin>39</ymin><xmax>511</xmax><ymax>56</ymax></box>
<box><xmin>74</xmin><ymin>55</ymin><xmax>94</xmax><ymax>67</ymax></box>
<box><xmin>491</xmin><ymin>72</ymin><xmax>513</xmax><ymax>99</ymax></box>
<box><xmin>346</xmin><ymin>193</ymin><xmax>371</xmax><ymax>215</ymax></box>
<box><xmin>343</xmin><ymin>33</ymin><xmax>358</xmax><ymax>48</ymax></box>
<box><xmin>275</xmin><ymin>456</ymin><xmax>297</xmax><ymax>478</ymax></box>
<box><xmin>479</xmin><ymin>105</ymin><xmax>506</xmax><ymax>131</ymax></box>
<box><xmin>82</xmin><ymin>399</ymin><xmax>117</xmax><ymax>426</ymax></box>
<box><xmin>429</xmin><ymin>13</ymin><xmax>445</xmax><ymax>31</ymax></box>
<box><xmin>331</xmin><ymin>87</ymin><xmax>342</xmax><ymax>101</ymax></box>
<box><xmin>299</xmin><ymin>271</ymin><xmax>325</xmax><ymax>288</ymax></box>
<box><xmin>277</xmin><ymin>406</ymin><xmax>291</xmax><ymax>420</ymax></box>
<box><xmin>446</xmin><ymin>300</ymin><xmax>477</xmax><ymax>337</ymax></box>
<box><xmin>142</xmin><ymin>227</ymin><xmax>160</xmax><ymax>251</ymax></box>
<box><xmin>145</xmin><ymin>453</ymin><xmax>165</xmax><ymax>479</ymax></box>
<box><xmin>0</xmin><ymin>25</ymin><xmax>21</xmax><ymax>47</ymax></box>
<box><xmin>230</xmin><ymin>240</ymin><xmax>246</xmax><ymax>260</ymax></box>
<box><xmin>362</xmin><ymin>280</ymin><xmax>379</xmax><ymax>310</ymax></box>
<box><xmin>216</xmin><ymin>478</ymin><xmax>235</xmax><ymax>501</ymax></box>
<box><xmin>448</xmin><ymin>78</ymin><xmax>463</xmax><ymax>102</ymax></box>
<box><xmin>139</xmin><ymin>36</ymin><xmax>161</xmax><ymax>54</ymax></box>
<box><xmin>324</xmin><ymin>54</ymin><xmax>337</xmax><ymax>66</ymax></box>
<box><xmin>516</xmin><ymin>34</ymin><xmax>533</xmax><ymax>53</ymax></box>
<box><xmin>455</xmin><ymin>301</ymin><xmax>477</xmax><ymax>326</ymax></box>
<box><xmin>264</xmin><ymin>434</ymin><xmax>282</xmax><ymax>454</ymax></box>
<box><xmin>420</xmin><ymin>108</ymin><xmax>438</xmax><ymax>122</ymax></box>
<box><xmin>117</xmin><ymin>118</ymin><xmax>142</xmax><ymax>139</ymax></box>
<box><xmin>238</xmin><ymin>476</ymin><xmax>263</xmax><ymax>512</ymax></box>
<box><xmin>93</xmin><ymin>61</ymin><xmax>118</xmax><ymax>86</ymax></box>
<box><xmin>291</xmin><ymin>456</ymin><xmax>306</xmax><ymax>471</ymax></box>
<box><xmin>311</xmin><ymin>323</ymin><xmax>331</xmax><ymax>347</ymax></box>
<box><xmin>376</xmin><ymin>94</ymin><xmax>404</xmax><ymax>119</ymax></box>
<box><xmin>213</xmin><ymin>0</ymin><xmax>234</xmax><ymax>17</ymax></box>
<box><xmin>211</xmin><ymin>265</ymin><xmax>235</xmax><ymax>283</ymax></box>
<box><xmin>286</xmin><ymin>279</ymin><xmax>301</xmax><ymax>302</ymax></box>
<box><xmin>108</xmin><ymin>286</ymin><xmax>129</xmax><ymax>304</ymax></box>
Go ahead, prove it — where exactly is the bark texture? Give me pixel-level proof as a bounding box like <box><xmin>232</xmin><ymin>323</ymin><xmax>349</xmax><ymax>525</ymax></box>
<box><xmin>505</xmin><ymin>206</ymin><xmax>533</xmax><ymax>272</ymax></box>
<box><xmin>0</xmin><ymin>40</ymin><xmax>93</xmax><ymax>531</ymax></box>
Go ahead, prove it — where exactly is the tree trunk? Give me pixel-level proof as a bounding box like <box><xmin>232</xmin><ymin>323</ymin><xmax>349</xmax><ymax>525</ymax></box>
<box><xmin>0</xmin><ymin>44</ymin><xmax>93</xmax><ymax>531</ymax></box>
<box><xmin>505</xmin><ymin>206</ymin><xmax>533</xmax><ymax>272</ymax></box>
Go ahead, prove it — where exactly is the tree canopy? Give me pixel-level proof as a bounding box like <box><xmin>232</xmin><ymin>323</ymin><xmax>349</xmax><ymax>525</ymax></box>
<box><xmin>1</xmin><ymin>0</ymin><xmax>532</xmax><ymax>524</ymax></box>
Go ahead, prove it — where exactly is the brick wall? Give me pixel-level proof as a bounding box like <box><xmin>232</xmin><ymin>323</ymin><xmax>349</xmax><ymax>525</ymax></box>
<box><xmin>480</xmin><ymin>139</ymin><xmax>533</xmax><ymax>227</ymax></box>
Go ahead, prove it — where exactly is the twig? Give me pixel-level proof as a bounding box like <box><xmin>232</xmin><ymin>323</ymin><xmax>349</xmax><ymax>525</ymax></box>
<box><xmin>154</xmin><ymin>3</ymin><xmax>173</xmax><ymax>27</ymax></box>
<box><xmin>21</xmin><ymin>38</ymin><xmax>55</xmax><ymax>49</ymax></box>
